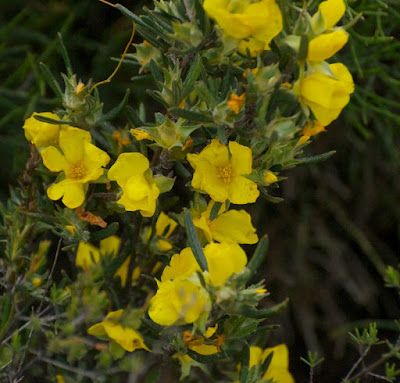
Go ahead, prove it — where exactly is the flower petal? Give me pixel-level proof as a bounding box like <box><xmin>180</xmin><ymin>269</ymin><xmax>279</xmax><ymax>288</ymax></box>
<box><xmin>59</xmin><ymin>127</ymin><xmax>91</xmax><ymax>163</ymax></box>
<box><xmin>41</xmin><ymin>146</ymin><xmax>69</xmax><ymax>172</ymax></box>
<box><xmin>228</xmin><ymin>176</ymin><xmax>259</xmax><ymax>205</ymax></box>
<box><xmin>229</xmin><ymin>141</ymin><xmax>253</xmax><ymax>175</ymax></box>
<box><xmin>108</xmin><ymin>152</ymin><xmax>150</xmax><ymax>187</ymax></box>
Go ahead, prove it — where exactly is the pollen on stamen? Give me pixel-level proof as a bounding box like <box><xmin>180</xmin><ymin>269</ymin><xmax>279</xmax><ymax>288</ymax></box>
<box><xmin>217</xmin><ymin>163</ymin><xmax>232</xmax><ymax>184</ymax></box>
<box><xmin>69</xmin><ymin>162</ymin><xmax>87</xmax><ymax>179</ymax></box>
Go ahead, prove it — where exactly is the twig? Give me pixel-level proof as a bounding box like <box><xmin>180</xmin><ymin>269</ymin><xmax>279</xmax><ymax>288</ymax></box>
<box><xmin>15</xmin><ymin>239</ymin><xmax>62</xmax><ymax>377</ymax></box>
<box><xmin>343</xmin><ymin>345</ymin><xmax>371</xmax><ymax>382</ymax></box>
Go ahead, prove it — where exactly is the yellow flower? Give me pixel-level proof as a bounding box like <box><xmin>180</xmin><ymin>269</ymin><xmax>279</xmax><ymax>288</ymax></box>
<box><xmin>297</xmin><ymin>63</ymin><xmax>354</xmax><ymax>126</ymax></box>
<box><xmin>249</xmin><ymin>344</ymin><xmax>295</xmax><ymax>383</ymax></box>
<box><xmin>264</xmin><ymin>170</ymin><xmax>278</xmax><ymax>185</ymax></box>
<box><xmin>307</xmin><ymin>29</ymin><xmax>349</xmax><ymax>62</ymax></box>
<box><xmin>88</xmin><ymin>309</ymin><xmax>150</xmax><ymax>352</ymax></box>
<box><xmin>75</xmin><ymin>235</ymin><xmax>120</xmax><ymax>271</ymax></box>
<box><xmin>56</xmin><ymin>375</ymin><xmax>65</xmax><ymax>383</ymax></box>
<box><xmin>41</xmin><ymin>126</ymin><xmax>110</xmax><ymax>209</ymax></box>
<box><xmin>301</xmin><ymin>120</ymin><xmax>327</xmax><ymax>136</ymax></box>
<box><xmin>161</xmin><ymin>242</ymin><xmax>247</xmax><ymax>286</ymax></box>
<box><xmin>114</xmin><ymin>259</ymin><xmax>141</xmax><ymax>287</ymax></box>
<box><xmin>154</xmin><ymin>212</ymin><xmax>178</xmax><ymax>251</ymax></box>
<box><xmin>32</xmin><ymin>278</ymin><xmax>42</xmax><ymax>288</ymax></box>
<box><xmin>108</xmin><ymin>153</ymin><xmax>160</xmax><ymax>217</ymax></box>
<box><xmin>203</xmin><ymin>0</ymin><xmax>282</xmax><ymax>56</ymax></box>
<box><xmin>161</xmin><ymin>247</ymin><xmax>201</xmax><ymax>282</ymax></box>
<box><xmin>187</xmin><ymin>139</ymin><xmax>259</xmax><ymax>204</ymax></box>
<box><xmin>130</xmin><ymin>128</ymin><xmax>154</xmax><ymax>141</ymax></box>
<box><xmin>193</xmin><ymin>201</ymin><xmax>258</xmax><ymax>244</ymax></box>
<box><xmin>227</xmin><ymin>93</ymin><xmax>246</xmax><ymax>114</ymax></box>
<box><xmin>204</xmin><ymin>242</ymin><xmax>247</xmax><ymax>285</ymax></box>
<box><xmin>316</xmin><ymin>0</ymin><xmax>346</xmax><ymax>30</ymax></box>
<box><xmin>22</xmin><ymin>112</ymin><xmax>61</xmax><ymax>148</ymax></box>
<box><xmin>148</xmin><ymin>279</ymin><xmax>210</xmax><ymax>326</ymax></box>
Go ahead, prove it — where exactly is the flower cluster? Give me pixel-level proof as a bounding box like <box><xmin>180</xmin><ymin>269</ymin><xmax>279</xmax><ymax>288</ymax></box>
<box><xmin>13</xmin><ymin>0</ymin><xmax>359</xmax><ymax>380</ymax></box>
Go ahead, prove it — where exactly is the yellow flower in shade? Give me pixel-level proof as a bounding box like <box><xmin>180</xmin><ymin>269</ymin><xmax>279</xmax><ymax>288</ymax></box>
<box><xmin>203</xmin><ymin>0</ymin><xmax>282</xmax><ymax>56</ymax></box>
<box><xmin>108</xmin><ymin>153</ymin><xmax>160</xmax><ymax>217</ymax></box>
<box><xmin>297</xmin><ymin>63</ymin><xmax>354</xmax><ymax>126</ymax></box>
<box><xmin>161</xmin><ymin>243</ymin><xmax>247</xmax><ymax>286</ymax></box>
<box><xmin>316</xmin><ymin>0</ymin><xmax>346</xmax><ymax>30</ymax></box>
<box><xmin>75</xmin><ymin>235</ymin><xmax>120</xmax><ymax>271</ymax></box>
<box><xmin>301</xmin><ymin>120</ymin><xmax>327</xmax><ymax>136</ymax></box>
<box><xmin>187</xmin><ymin>139</ymin><xmax>259</xmax><ymax>204</ymax></box>
<box><xmin>227</xmin><ymin>93</ymin><xmax>246</xmax><ymax>114</ymax></box>
<box><xmin>88</xmin><ymin>309</ymin><xmax>150</xmax><ymax>352</ymax></box>
<box><xmin>41</xmin><ymin>126</ymin><xmax>110</xmax><ymax>209</ymax></box>
<box><xmin>130</xmin><ymin>128</ymin><xmax>154</xmax><ymax>141</ymax></box>
<box><xmin>193</xmin><ymin>201</ymin><xmax>258</xmax><ymax>244</ymax></box>
<box><xmin>249</xmin><ymin>344</ymin><xmax>295</xmax><ymax>383</ymax></box>
<box><xmin>307</xmin><ymin>29</ymin><xmax>349</xmax><ymax>62</ymax></box>
<box><xmin>56</xmin><ymin>375</ymin><xmax>65</xmax><ymax>383</ymax></box>
<box><xmin>148</xmin><ymin>279</ymin><xmax>211</xmax><ymax>326</ymax></box>
<box><xmin>264</xmin><ymin>170</ymin><xmax>278</xmax><ymax>185</ymax></box>
<box><xmin>155</xmin><ymin>212</ymin><xmax>178</xmax><ymax>251</ymax></box>
<box><xmin>114</xmin><ymin>259</ymin><xmax>141</xmax><ymax>287</ymax></box>
<box><xmin>22</xmin><ymin>112</ymin><xmax>61</xmax><ymax>148</ymax></box>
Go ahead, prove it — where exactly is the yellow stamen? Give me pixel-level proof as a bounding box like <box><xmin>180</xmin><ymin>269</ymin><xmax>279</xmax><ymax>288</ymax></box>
<box><xmin>217</xmin><ymin>163</ymin><xmax>232</xmax><ymax>184</ymax></box>
<box><xmin>69</xmin><ymin>162</ymin><xmax>87</xmax><ymax>179</ymax></box>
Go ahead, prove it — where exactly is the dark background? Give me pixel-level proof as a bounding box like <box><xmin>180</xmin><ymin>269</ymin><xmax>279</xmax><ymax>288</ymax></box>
<box><xmin>1</xmin><ymin>0</ymin><xmax>399</xmax><ymax>381</ymax></box>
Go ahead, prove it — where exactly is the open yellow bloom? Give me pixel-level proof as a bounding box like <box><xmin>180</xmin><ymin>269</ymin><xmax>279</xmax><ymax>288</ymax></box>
<box><xmin>297</xmin><ymin>63</ymin><xmax>354</xmax><ymax>126</ymax></box>
<box><xmin>23</xmin><ymin>112</ymin><xmax>61</xmax><ymax>148</ymax></box>
<box><xmin>161</xmin><ymin>243</ymin><xmax>247</xmax><ymax>286</ymax></box>
<box><xmin>203</xmin><ymin>0</ymin><xmax>282</xmax><ymax>56</ymax></box>
<box><xmin>249</xmin><ymin>344</ymin><xmax>295</xmax><ymax>383</ymax></box>
<box><xmin>76</xmin><ymin>235</ymin><xmax>120</xmax><ymax>271</ymax></box>
<box><xmin>187</xmin><ymin>139</ymin><xmax>259</xmax><ymax>204</ymax></box>
<box><xmin>88</xmin><ymin>309</ymin><xmax>150</xmax><ymax>352</ymax></box>
<box><xmin>193</xmin><ymin>201</ymin><xmax>258</xmax><ymax>244</ymax></box>
<box><xmin>108</xmin><ymin>152</ymin><xmax>160</xmax><ymax>217</ymax></box>
<box><xmin>227</xmin><ymin>93</ymin><xmax>246</xmax><ymax>114</ymax></box>
<box><xmin>148</xmin><ymin>279</ymin><xmax>210</xmax><ymax>326</ymax></box>
<box><xmin>41</xmin><ymin>127</ymin><xmax>110</xmax><ymax>209</ymax></box>
<box><xmin>307</xmin><ymin>29</ymin><xmax>349</xmax><ymax>62</ymax></box>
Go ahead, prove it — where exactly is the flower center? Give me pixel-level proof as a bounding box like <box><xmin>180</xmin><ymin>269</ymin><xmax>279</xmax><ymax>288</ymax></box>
<box><xmin>69</xmin><ymin>162</ymin><xmax>87</xmax><ymax>179</ymax></box>
<box><xmin>217</xmin><ymin>163</ymin><xmax>232</xmax><ymax>184</ymax></box>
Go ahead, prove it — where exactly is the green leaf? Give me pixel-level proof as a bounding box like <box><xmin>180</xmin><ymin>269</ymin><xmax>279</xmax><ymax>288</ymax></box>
<box><xmin>181</xmin><ymin>55</ymin><xmax>203</xmax><ymax>99</ymax></box>
<box><xmin>240</xmin><ymin>343</ymin><xmax>250</xmax><ymax>383</ymax></box>
<box><xmin>186</xmin><ymin>349</ymin><xmax>225</xmax><ymax>364</ymax></box>
<box><xmin>220</xmin><ymin>63</ymin><xmax>232</xmax><ymax>100</ymax></box>
<box><xmin>89</xmin><ymin>222</ymin><xmax>119</xmax><ymax>242</ymax></box>
<box><xmin>169</xmin><ymin>107</ymin><xmax>213</xmax><ymax>123</ymax></box>
<box><xmin>184</xmin><ymin>209</ymin><xmax>208</xmax><ymax>272</ymax></box>
<box><xmin>259</xmin><ymin>189</ymin><xmax>284</xmax><ymax>204</ymax></box>
<box><xmin>209</xmin><ymin>202</ymin><xmax>222</xmax><ymax>221</ymax></box>
<box><xmin>150</xmin><ymin>59</ymin><xmax>163</xmax><ymax>91</ymax></box>
<box><xmin>241</xmin><ymin>298</ymin><xmax>289</xmax><ymax>319</ymax></box>
<box><xmin>57</xmin><ymin>32</ymin><xmax>73</xmax><ymax>77</ymax></box>
<box><xmin>101</xmin><ymin>89</ymin><xmax>130</xmax><ymax>122</ymax></box>
<box><xmin>34</xmin><ymin>114</ymin><xmax>73</xmax><ymax>126</ymax></box>
<box><xmin>126</xmin><ymin>106</ymin><xmax>144</xmax><ymax>128</ymax></box>
<box><xmin>247</xmin><ymin>235</ymin><xmax>269</xmax><ymax>278</ymax></box>
<box><xmin>296</xmin><ymin>150</ymin><xmax>336</xmax><ymax>166</ymax></box>
<box><xmin>39</xmin><ymin>62</ymin><xmax>63</xmax><ymax>98</ymax></box>
<box><xmin>261</xmin><ymin>350</ymin><xmax>273</xmax><ymax>377</ymax></box>
<box><xmin>153</xmin><ymin>175</ymin><xmax>175</xmax><ymax>193</ymax></box>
